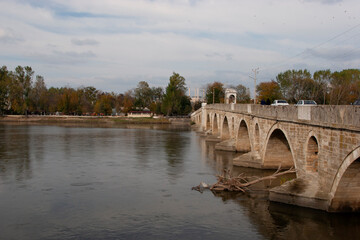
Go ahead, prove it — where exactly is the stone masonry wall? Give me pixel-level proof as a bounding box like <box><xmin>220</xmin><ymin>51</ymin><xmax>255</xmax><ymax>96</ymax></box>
<box><xmin>191</xmin><ymin>104</ymin><xmax>360</xmax><ymax>210</ymax></box>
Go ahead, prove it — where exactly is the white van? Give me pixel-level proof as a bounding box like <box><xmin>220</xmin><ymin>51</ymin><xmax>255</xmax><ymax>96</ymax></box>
<box><xmin>296</xmin><ymin>100</ymin><xmax>317</xmax><ymax>106</ymax></box>
<box><xmin>271</xmin><ymin>100</ymin><xmax>289</xmax><ymax>106</ymax></box>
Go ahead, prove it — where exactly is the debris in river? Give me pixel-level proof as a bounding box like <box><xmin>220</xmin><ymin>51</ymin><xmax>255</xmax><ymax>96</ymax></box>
<box><xmin>192</xmin><ymin>166</ymin><xmax>296</xmax><ymax>193</ymax></box>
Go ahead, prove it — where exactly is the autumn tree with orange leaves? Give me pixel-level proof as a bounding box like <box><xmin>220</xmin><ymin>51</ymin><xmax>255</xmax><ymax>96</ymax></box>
<box><xmin>256</xmin><ymin>80</ymin><xmax>282</xmax><ymax>104</ymax></box>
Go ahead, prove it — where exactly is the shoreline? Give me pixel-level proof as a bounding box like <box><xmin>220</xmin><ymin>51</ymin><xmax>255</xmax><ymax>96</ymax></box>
<box><xmin>0</xmin><ymin>115</ymin><xmax>191</xmax><ymax>125</ymax></box>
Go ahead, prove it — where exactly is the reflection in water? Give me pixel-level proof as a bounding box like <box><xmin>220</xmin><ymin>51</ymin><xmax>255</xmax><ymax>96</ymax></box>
<box><xmin>0</xmin><ymin>125</ymin><xmax>32</xmax><ymax>181</ymax></box>
<box><xmin>196</xmin><ymin>133</ymin><xmax>360</xmax><ymax>240</ymax></box>
<box><xmin>164</xmin><ymin>130</ymin><xmax>189</xmax><ymax>181</ymax></box>
<box><xmin>0</xmin><ymin>123</ymin><xmax>359</xmax><ymax>240</ymax></box>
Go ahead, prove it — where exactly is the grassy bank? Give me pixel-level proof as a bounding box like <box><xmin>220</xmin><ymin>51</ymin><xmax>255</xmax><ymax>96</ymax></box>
<box><xmin>0</xmin><ymin>115</ymin><xmax>174</xmax><ymax>125</ymax></box>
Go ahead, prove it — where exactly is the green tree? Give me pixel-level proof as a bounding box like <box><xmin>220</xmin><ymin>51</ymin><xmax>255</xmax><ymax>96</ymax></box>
<box><xmin>313</xmin><ymin>70</ymin><xmax>332</xmax><ymax>104</ymax></box>
<box><xmin>329</xmin><ymin>69</ymin><xmax>360</xmax><ymax>105</ymax></box>
<box><xmin>151</xmin><ymin>87</ymin><xmax>164</xmax><ymax>103</ymax></box>
<box><xmin>205</xmin><ymin>82</ymin><xmax>224</xmax><ymax>104</ymax></box>
<box><xmin>14</xmin><ymin>66</ymin><xmax>34</xmax><ymax>114</ymax></box>
<box><xmin>134</xmin><ymin>81</ymin><xmax>152</xmax><ymax>109</ymax></box>
<box><xmin>161</xmin><ymin>72</ymin><xmax>190</xmax><ymax>115</ymax></box>
<box><xmin>149</xmin><ymin>87</ymin><xmax>164</xmax><ymax>114</ymax></box>
<box><xmin>276</xmin><ymin>69</ymin><xmax>312</xmax><ymax>103</ymax></box>
<box><xmin>0</xmin><ymin>66</ymin><xmax>10</xmax><ymax>114</ymax></box>
<box><xmin>77</xmin><ymin>86</ymin><xmax>98</xmax><ymax>114</ymax></box>
<box><xmin>29</xmin><ymin>75</ymin><xmax>48</xmax><ymax>113</ymax></box>
<box><xmin>193</xmin><ymin>100</ymin><xmax>202</xmax><ymax>111</ymax></box>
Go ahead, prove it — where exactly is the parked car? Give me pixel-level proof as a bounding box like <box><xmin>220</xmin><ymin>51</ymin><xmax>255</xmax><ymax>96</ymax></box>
<box><xmin>352</xmin><ymin>99</ymin><xmax>360</xmax><ymax>105</ymax></box>
<box><xmin>296</xmin><ymin>100</ymin><xmax>317</xmax><ymax>106</ymax></box>
<box><xmin>271</xmin><ymin>100</ymin><xmax>289</xmax><ymax>106</ymax></box>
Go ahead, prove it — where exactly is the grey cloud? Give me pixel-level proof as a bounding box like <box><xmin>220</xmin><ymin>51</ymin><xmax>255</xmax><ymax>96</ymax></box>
<box><xmin>0</xmin><ymin>28</ymin><xmax>23</xmax><ymax>43</ymax></box>
<box><xmin>205</xmin><ymin>52</ymin><xmax>233</xmax><ymax>61</ymax></box>
<box><xmin>302</xmin><ymin>0</ymin><xmax>343</xmax><ymax>5</ymax></box>
<box><xmin>305</xmin><ymin>47</ymin><xmax>360</xmax><ymax>61</ymax></box>
<box><xmin>71</xmin><ymin>38</ymin><xmax>99</xmax><ymax>46</ymax></box>
<box><xmin>32</xmin><ymin>50</ymin><xmax>96</xmax><ymax>64</ymax></box>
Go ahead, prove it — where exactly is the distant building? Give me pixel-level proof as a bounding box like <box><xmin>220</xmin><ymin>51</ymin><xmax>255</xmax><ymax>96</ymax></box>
<box><xmin>225</xmin><ymin>88</ymin><xmax>237</xmax><ymax>104</ymax></box>
<box><xmin>128</xmin><ymin>111</ymin><xmax>153</xmax><ymax>118</ymax></box>
<box><xmin>189</xmin><ymin>88</ymin><xmax>205</xmax><ymax>103</ymax></box>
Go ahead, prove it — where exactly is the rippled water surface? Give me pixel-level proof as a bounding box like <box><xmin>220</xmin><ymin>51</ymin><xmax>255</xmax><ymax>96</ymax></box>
<box><xmin>0</xmin><ymin>123</ymin><xmax>360</xmax><ymax>240</ymax></box>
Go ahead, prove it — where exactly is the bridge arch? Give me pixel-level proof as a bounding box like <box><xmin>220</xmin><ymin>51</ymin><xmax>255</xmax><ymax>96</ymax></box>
<box><xmin>329</xmin><ymin>146</ymin><xmax>360</xmax><ymax>212</ymax></box>
<box><xmin>221</xmin><ymin>116</ymin><xmax>231</xmax><ymax>140</ymax></box>
<box><xmin>236</xmin><ymin>119</ymin><xmax>251</xmax><ymax>152</ymax></box>
<box><xmin>305</xmin><ymin>133</ymin><xmax>319</xmax><ymax>173</ymax></box>
<box><xmin>212</xmin><ymin>113</ymin><xmax>219</xmax><ymax>135</ymax></box>
<box><xmin>263</xmin><ymin>125</ymin><xmax>295</xmax><ymax>169</ymax></box>
<box><xmin>254</xmin><ymin>122</ymin><xmax>260</xmax><ymax>151</ymax></box>
<box><xmin>232</xmin><ymin>117</ymin><xmax>235</xmax><ymax>136</ymax></box>
<box><xmin>206</xmin><ymin>113</ymin><xmax>211</xmax><ymax>130</ymax></box>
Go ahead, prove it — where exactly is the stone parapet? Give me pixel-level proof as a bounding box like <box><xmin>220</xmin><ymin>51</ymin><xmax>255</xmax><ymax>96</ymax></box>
<box><xmin>205</xmin><ymin>104</ymin><xmax>360</xmax><ymax>131</ymax></box>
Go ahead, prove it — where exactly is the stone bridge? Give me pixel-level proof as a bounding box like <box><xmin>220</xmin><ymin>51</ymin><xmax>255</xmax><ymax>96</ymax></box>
<box><xmin>191</xmin><ymin>103</ymin><xmax>360</xmax><ymax>212</ymax></box>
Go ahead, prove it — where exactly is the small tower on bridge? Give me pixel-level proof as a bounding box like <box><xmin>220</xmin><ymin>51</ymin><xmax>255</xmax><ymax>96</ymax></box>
<box><xmin>225</xmin><ymin>88</ymin><xmax>237</xmax><ymax>104</ymax></box>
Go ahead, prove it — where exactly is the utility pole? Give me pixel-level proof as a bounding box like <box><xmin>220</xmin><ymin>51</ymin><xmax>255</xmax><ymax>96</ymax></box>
<box><xmin>249</xmin><ymin>68</ymin><xmax>259</xmax><ymax>104</ymax></box>
<box><xmin>213</xmin><ymin>88</ymin><xmax>215</xmax><ymax>104</ymax></box>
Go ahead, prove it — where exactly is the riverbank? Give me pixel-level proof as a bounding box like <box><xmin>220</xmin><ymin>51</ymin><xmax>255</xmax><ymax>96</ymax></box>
<box><xmin>0</xmin><ymin>115</ymin><xmax>190</xmax><ymax>125</ymax></box>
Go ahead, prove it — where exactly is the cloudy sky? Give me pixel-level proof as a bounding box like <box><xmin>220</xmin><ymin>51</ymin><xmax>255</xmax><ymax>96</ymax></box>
<box><xmin>0</xmin><ymin>0</ymin><xmax>359</xmax><ymax>96</ymax></box>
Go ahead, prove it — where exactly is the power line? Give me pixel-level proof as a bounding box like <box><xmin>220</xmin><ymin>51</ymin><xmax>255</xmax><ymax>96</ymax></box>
<box><xmin>309</xmin><ymin>23</ymin><xmax>360</xmax><ymax>50</ymax></box>
<box><xmin>260</xmin><ymin>23</ymin><xmax>360</xmax><ymax>72</ymax></box>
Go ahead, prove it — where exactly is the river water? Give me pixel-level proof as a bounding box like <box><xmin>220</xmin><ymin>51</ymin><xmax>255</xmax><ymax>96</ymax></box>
<box><xmin>0</xmin><ymin>123</ymin><xmax>359</xmax><ymax>240</ymax></box>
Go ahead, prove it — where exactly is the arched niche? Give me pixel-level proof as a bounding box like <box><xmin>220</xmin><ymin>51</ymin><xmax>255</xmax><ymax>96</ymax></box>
<box><xmin>306</xmin><ymin>136</ymin><xmax>319</xmax><ymax>173</ymax></box>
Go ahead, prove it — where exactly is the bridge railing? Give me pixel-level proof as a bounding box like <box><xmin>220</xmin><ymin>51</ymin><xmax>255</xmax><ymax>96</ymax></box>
<box><xmin>204</xmin><ymin>104</ymin><xmax>360</xmax><ymax>130</ymax></box>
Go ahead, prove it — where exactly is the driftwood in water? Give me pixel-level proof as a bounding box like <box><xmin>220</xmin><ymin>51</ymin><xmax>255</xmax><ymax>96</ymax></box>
<box><xmin>192</xmin><ymin>166</ymin><xmax>296</xmax><ymax>193</ymax></box>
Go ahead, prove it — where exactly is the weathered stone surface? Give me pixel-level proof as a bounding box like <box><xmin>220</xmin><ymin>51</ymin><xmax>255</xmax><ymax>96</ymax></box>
<box><xmin>215</xmin><ymin>139</ymin><xmax>236</xmax><ymax>152</ymax></box>
<box><xmin>191</xmin><ymin>104</ymin><xmax>360</xmax><ymax>212</ymax></box>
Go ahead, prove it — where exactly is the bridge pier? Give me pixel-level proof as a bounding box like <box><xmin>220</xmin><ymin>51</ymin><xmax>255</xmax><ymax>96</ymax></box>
<box><xmin>233</xmin><ymin>151</ymin><xmax>262</xmax><ymax>169</ymax></box>
<box><xmin>269</xmin><ymin>177</ymin><xmax>330</xmax><ymax>211</ymax></box>
<box><xmin>191</xmin><ymin>104</ymin><xmax>360</xmax><ymax>212</ymax></box>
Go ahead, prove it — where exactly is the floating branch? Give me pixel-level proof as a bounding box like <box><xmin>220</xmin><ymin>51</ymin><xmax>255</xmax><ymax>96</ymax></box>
<box><xmin>192</xmin><ymin>166</ymin><xmax>296</xmax><ymax>193</ymax></box>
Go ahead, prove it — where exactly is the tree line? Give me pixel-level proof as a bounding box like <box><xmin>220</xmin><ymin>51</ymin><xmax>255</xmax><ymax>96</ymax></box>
<box><xmin>256</xmin><ymin>69</ymin><xmax>360</xmax><ymax>105</ymax></box>
<box><xmin>203</xmin><ymin>68</ymin><xmax>360</xmax><ymax>105</ymax></box>
<box><xmin>0</xmin><ymin>66</ymin><xmax>192</xmax><ymax>116</ymax></box>
<box><xmin>1</xmin><ymin>65</ymin><xmax>359</xmax><ymax>116</ymax></box>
